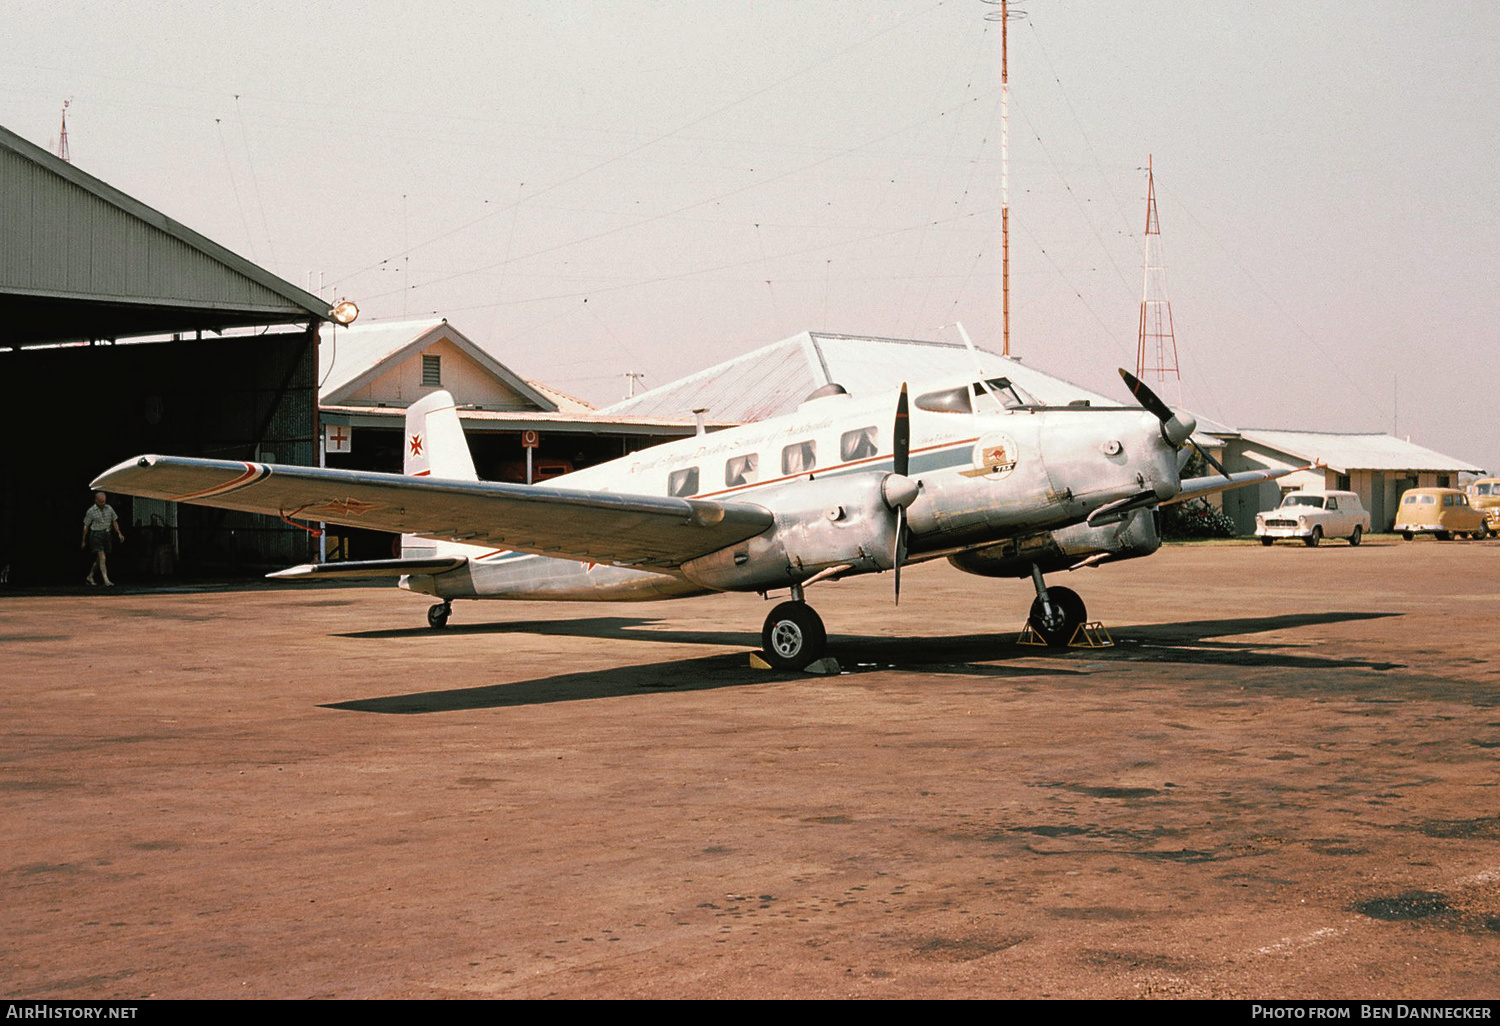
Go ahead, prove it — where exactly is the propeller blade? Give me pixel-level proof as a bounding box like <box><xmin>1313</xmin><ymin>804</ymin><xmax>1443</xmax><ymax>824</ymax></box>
<box><xmin>893</xmin><ymin>505</ymin><xmax>907</xmax><ymax>605</ymax></box>
<box><xmin>893</xmin><ymin>383</ymin><xmax>910</xmax><ymax>478</ymax></box>
<box><xmin>1117</xmin><ymin>368</ymin><xmax>1174</xmax><ymax>423</ymax></box>
<box><xmin>1190</xmin><ymin>438</ymin><xmax>1233</xmax><ymax>480</ymax></box>
<box><xmin>1118</xmin><ymin>368</ymin><xmax>1196</xmax><ymax>448</ymax></box>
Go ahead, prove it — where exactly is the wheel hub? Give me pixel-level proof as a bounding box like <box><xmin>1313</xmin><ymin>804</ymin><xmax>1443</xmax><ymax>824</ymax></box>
<box><xmin>770</xmin><ymin>620</ymin><xmax>804</xmax><ymax>657</ymax></box>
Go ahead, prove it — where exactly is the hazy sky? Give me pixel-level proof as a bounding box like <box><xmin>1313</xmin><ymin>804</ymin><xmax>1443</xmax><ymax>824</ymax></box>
<box><xmin>6</xmin><ymin>1</ymin><xmax>1497</xmax><ymax>471</ymax></box>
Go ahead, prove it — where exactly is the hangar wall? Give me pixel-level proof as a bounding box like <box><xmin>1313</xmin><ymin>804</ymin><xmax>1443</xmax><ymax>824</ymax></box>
<box><xmin>0</xmin><ymin>330</ymin><xmax>318</xmax><ymax>584</ymax></box>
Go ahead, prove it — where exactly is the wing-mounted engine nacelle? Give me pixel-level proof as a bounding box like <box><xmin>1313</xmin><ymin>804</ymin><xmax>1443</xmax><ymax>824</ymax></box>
<box><xmin>682</xmin><ymin>474</ymin><xmax>897</xmax><ymax>591</ymax></box>
<box><xmin>947</xmin><ymin>506</ymin><xmax>1161</xmax><ymax>578</ymax></box>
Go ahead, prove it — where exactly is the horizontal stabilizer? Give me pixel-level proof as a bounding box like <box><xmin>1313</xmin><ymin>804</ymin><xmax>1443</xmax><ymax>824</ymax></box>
<box><xmin>267</xmin><ymin>556</ymin><xmax>468</xmax><ymax>581</ymax></box>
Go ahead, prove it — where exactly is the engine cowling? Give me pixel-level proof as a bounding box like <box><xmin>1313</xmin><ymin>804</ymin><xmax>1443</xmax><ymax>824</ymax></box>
<box><xmin>682</xmin><ymin>474</ymin><xmax>898</xmax><ymax>591</ymax></box>
<box><xmin>947</xmin><ymin>506</ymin><xmax>1161</xmax><ymax>578</ymax></box>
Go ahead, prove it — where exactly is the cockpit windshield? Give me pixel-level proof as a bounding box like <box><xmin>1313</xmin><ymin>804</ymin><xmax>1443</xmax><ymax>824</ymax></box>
<box><xmin>978</xmin><ymin>377</ymin><xmax>1038</xmax><ymax>409</ymax></box>
<box><xmin>914</xmin><ymin>377</ymin><xmax>1039</xmax><ymax>415</ymax></box>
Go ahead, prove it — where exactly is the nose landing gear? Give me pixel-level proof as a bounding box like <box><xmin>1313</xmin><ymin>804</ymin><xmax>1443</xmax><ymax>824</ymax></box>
<box><xmin>427</xmin><ymin>601</ymin><xmax>451</xmax><ymax>629</ymax></box>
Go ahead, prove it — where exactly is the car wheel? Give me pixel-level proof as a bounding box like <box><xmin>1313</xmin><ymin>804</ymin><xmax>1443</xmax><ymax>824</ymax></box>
<box><xmin>1260</xmin><ymin>536</ymin><xmax>1274</xmax><ymax>547</ymax></box>
<box><xmin>1402</xmin><ymin>531</ymin><xmax>1413</xmax><ymax>541</ymax></box>
<box><xmin>1436</xmin><ymin>531</ymin><xmax>1451</xmax><ymax>541</ymax></box>
<box><xmin>1304</xmin><ymin>526</ymin><xmax>1322</xmax><ymax>547</ymax></box>
<box><xmin>1348</xmin><ymin>525</ymin><xmax>1362</xmax><ymax>547</ymax></box>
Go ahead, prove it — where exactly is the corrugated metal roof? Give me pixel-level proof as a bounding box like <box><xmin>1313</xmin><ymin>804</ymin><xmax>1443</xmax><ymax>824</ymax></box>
<box><xmin>1</xmin><ymin>123</ymin><xmax>331</xmax><ymax>345</ymax></box>
<box><xmin>1237</xmin><ymin>429</ymin><xmax>1484</xmax><ymax>474</ymax></box>
<box><xmin>522</xmin><ymin>378</ymin><xmax>596</xmax><ymax>414</ymax></box>
<box><xmin>599</xmin><ymin>331</ymin><xmax>1116</xmax><ymax>422</ymax></box>
<box><xmin>319</xmin><ymin>317</ymin><xmax>556</xmax><ymax>411</ymax></box>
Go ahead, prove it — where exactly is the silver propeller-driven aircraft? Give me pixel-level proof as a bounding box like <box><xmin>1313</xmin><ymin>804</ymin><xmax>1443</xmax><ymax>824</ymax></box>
<box><xmin>93</xmin><ymin>369</ymin><xmax>1291</xmax><ymax>669</ymax></box>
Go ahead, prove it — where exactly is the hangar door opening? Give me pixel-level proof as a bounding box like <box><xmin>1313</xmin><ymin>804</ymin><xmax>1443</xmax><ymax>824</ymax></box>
<box><xmin>0</xmin><ymin>330</ymin><xmax>318</xmax><ymax>585</ymax></box>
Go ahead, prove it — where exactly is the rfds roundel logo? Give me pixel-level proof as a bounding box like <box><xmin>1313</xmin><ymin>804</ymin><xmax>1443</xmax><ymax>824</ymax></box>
<box><xmin>973</xmin><ymin>434</ymin><xmax>1019</xmax><ymax>479</ymax></box>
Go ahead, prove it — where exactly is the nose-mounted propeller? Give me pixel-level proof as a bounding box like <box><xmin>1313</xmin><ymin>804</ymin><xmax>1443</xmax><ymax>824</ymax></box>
<box><xmin>1117</xmin><ymin>368</ymin><xmax>1230</xmax><ymax>479</ymax></box>
<box><xmin>882</xmin><ymin>383</ymin><xmax>920</xmax><ymax>603</ymax></box>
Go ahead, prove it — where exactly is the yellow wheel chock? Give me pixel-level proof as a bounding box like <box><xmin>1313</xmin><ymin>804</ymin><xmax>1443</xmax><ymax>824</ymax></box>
<box><xmin>1015</xmin><ymin>620</ymin><xmax>1114</xmax><ymax>648</ymax></box>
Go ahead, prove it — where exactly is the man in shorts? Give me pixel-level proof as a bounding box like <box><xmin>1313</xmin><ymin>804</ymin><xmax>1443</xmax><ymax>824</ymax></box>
<box><xmin>82</xmin><ymin>491</ymin><xmax>126</xmax><ymax>586</ymax></box>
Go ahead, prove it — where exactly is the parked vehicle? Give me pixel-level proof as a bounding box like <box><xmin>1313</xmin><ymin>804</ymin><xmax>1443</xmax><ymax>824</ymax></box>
<box><xmin>1393</xmin><ymin>487</ymin><xmax>1489</xmax><ymax>540</ymax></box>
<box><xmin>1466</xmin><ymin>478</ymin><xmax>1500</xmax><ymax>533</ymax></box>
<box><xmin>1255</xmin><ymin>490</ymin><xmax>1371</xmax><ymax>547</ymax></box>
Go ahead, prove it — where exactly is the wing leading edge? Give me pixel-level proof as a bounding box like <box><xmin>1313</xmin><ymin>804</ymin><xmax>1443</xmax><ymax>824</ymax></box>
<box><xmin>91</xmin><ymin>455</ymin><xmax>774</xmax><ymax>571</ymax></box>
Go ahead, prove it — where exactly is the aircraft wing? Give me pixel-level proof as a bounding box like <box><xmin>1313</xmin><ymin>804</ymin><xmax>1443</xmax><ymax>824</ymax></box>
<box><xmin>1166</xmin><ymin>466</ymin><xmax>1303</xmax><ymax>504</ymax></box>
<box><xmin>92</xmin><ymin>455</ymin><xmax>774</xmax><ymax>571</ymax></box>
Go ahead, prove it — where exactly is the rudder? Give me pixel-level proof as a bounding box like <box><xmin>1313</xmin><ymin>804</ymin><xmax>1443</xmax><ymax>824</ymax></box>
<box><xmin>403</xmin><ymin>390</ymin><xmax>477</xmax><ymax>481</ymax></box>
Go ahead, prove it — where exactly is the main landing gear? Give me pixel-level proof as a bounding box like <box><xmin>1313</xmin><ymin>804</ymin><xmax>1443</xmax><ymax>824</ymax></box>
<box><xmin>760</xmin><ymin>585</ymin><xmax>828</xmax><ymax>671</ymax></box>
<box><xmin>1027</xmin><ymin>565</ymin><xmax>1087</xmax><ymax>647</ymax></box>
<box><xmin>427</xmin><ymin>601</ymin><xmax>451</xmax><ymax>629</ymax></box>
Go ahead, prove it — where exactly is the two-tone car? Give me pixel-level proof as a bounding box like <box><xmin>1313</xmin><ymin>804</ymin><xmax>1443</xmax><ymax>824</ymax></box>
<box><xmin>1466</xmin><ymin>478</ymin><xmax>1500</xmax><ymax>534</ymax></box>
<box><xmin>1394</xmin><ymin>487</ymin><xmax>1490</xmax><ymax>540</ymax></box>
<box><xmin>1255</xmin><ymin>489</ymin><xmax>1371</xmax><ymax>547</ymax></box>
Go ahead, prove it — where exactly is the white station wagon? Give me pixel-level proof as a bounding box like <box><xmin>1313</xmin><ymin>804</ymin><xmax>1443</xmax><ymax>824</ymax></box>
<box><xmin>1255</xmin><ymin>490</ymin><xmax>1371</xmax><ymax>547</ymax></box>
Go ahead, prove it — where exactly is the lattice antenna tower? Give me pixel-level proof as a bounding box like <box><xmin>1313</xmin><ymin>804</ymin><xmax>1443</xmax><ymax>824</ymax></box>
<box><xmin>1135</xmin><ymin>155</ymin><xmax>1180</xmax><ymax>387</ymax></box>
<box><xmin>56</xmin><ymin>99</ymin><xmax>72</xmax><ymax>163</ymax></box>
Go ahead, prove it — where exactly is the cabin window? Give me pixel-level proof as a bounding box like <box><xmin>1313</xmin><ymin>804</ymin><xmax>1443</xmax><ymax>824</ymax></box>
<box><xmin>781</xmin><ymin>441</ymin><xmax>816</xmax><ymax>475</ymax></box>
<box><xmin>725</xmin><ymin>453</ymin><xmax>759</xmax><ymax>487</ymax></box>
<box><xmin>668</xmin><ymin>467</ymin><xmax>699</xmax><ymax>497</ymax></box>
<box><xmin>915</xmin><ymin>386</ymin><xmax>971</xmax><ymax>414</ymax></box>
<box><xmin>840</xmin><ymin>427</ymin><xmax>879</xmax><ymax>461</ymax></box>
<box><xmin>422</xmin><ymin>354</ymin><xmax>442</xmax><ymax>386</ymax></box>
<box><xmin>1443</xmin><ymin>493</ymin><xmax>1456</xmax><ymax>507</ymax></box>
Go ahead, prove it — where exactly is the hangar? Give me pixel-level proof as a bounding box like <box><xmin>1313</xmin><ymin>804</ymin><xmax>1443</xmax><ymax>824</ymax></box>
<box><xmin>0</xmin><ymin>123</ymin><xmax>334</xmax><ymax>584</ymax></box>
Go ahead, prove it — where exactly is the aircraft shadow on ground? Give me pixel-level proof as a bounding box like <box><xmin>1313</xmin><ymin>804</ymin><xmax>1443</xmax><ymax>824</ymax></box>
<box><xmin>325</xmin><ymin>610</ymin><xmax>1403</xmax><ymax>714</ymax></box>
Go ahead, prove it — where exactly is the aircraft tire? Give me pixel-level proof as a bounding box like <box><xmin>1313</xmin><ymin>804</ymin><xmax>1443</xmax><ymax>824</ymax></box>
<box><xmin>761</xmin><ymin>601</ymin><xmax>826</xmax><ymax>671</ymax></box>
<box><xmin>427</xmin><ymin>602</ymin><xmax>451</xmax><ymax>629</ymax></box>
<box><xmin>1028</xmin><ymin>586</ymin><xmax>1086</xmax><ymax>647</ymax></box>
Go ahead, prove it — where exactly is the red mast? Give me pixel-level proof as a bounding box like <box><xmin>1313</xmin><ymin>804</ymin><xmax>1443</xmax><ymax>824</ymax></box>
<box><xmin>56</xmin><ymin>100</ymin><xmax>72</xmax><ymax>163</ymax></box>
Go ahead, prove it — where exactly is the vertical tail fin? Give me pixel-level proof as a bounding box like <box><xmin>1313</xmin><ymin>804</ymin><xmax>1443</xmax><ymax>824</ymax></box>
<box><xmin>404</xmin><ymin>390</ymin><xmax>477</xmax><ymax>481</ymax></box>
<box><xmin>402</xmin><ymin>391</ymin><xmax>480</xmax><ymax>561</ymax></box>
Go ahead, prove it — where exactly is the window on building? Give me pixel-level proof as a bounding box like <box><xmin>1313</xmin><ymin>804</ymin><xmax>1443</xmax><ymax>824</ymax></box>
<box><xmin>1335</xmin><ymin>473</ymin><xmax>1351</xmax><ymax>490</ymax></box>
<box><xmin>422</xmin><ymin>354</ymin><xmax>442</xmax><ymax>386</ymax></box>
<box><xmin>668</xmin><ymin>467</ymin><xmax>699</xmax><ymax>497</ymax></box>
